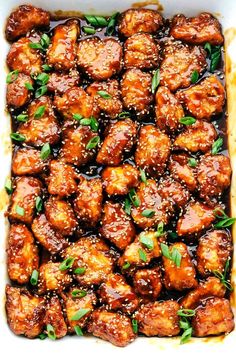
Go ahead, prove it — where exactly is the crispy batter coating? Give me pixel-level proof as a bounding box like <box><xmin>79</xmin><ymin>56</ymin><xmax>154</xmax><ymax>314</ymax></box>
<box><xmin>44</xmin><ymin>296</ymin><xmax>67</xmax><ymax>338</ymax></box>
<box><xmin>86</xmin><ymin>80</ymin><xmax>123</xmax><ymax>118</ymax></box>
<box><xmin>45</xmin><ymin>197</ymin><xmax>77</xmax><ymax>236</ymax></box>
<box><xmin>124</xmin><ymin>33</ymin><xmax>159</xmax><ymax>69</ymax></box>
<box><xmin>155</xmin><ymin>86</ymin><xmax>184</xmax><ymax>133</ymax></box>
<box><xmin>7</xmin><ymin>224</ymin><xmax>39</xmax><ymax>284</ymax></box>
<box><xmin>160</xmin><ymin>41</ymin><xmax>206</xmax><ymax>91</ymax></box>
<box><xmin>32</xmin><ymin>214</ymin><xmax>68</xmax><ymax>254</ymax></box>
<box><xmin>74</xmin><ymin>177</ymin><xmax>103</xmax><ymax>227</ymax></box>
<box><xmin>121</xmin><ymin>68</ymin><xmax>152</xmax><ymax>115</ymax></box>
<box><xmin>181</xmin><ymin>276</ymin><xmax>226</xmax><ymax>309</ymax></box>
<box><xmin>118</xmin><ymin>8</ymin><xmax>163</xmax><ymax>37</ymax></box>
<box><xmin>48</xmin><ymin>160</ymin><xmax>77</xmax><ymax>197</ymax></box>
<box><xmin>102</xmin><ymin>164</ymin><xmax>139</xmax><ymax>196</ymax></box>
<box><xmin>18</xmin><ymin>96</ymin><xmax>61</xmax><ymax>146</ymax></box>
<box><xmin>131</xmin><ymin>180</ymin><xmax>173</xmax><ymax>229</ymax></box>
<box><xmin>176</xmin><ymin>75</ymin><xmax>225</xmax><ymax>119</ymax></box>
<box><xmin>88</xmin><ymin>309</ymin><xmax>136</xmax><ymax>347</ymax></box>
<box><xmin>192</xmin><ymin>298</ymin><xmax>234</xmax><ymax>336</ymax></box>
<box><xmin>135</xmin><ymin>125</ymin><xmax>171</xmax><ymax>176</ymax></box>
<box><xmin>96</xmin><ymin>119</ymin><xmax>137</xmax><ymax>166</ymax></box>
<box><xmin>12</xmin><ymin>147</ymin><xmax>48</xmax><ymax>175</ymax></box>
<box><xmin>38</xmin><ymin>261</ymin><xmax>72</xmax><ymax>294</ymax></box>
<box><xmin>5</xmin><ymin>4</ymin><xmax>50</xmax><ymax>41</ymax></box>
<box><xmin>77</xmin><ymin>37</ymin><xmax>122</xmax><ymax>80</ymax></box>
<box><xmin>177</xmin><ymin>201</ymin><xmax>216</xmax><ymax>236</ymax></box>
<box><xmin>6</xmin><ymin>73</ymin><xmax>33</xmax><ymax>108</ymax></box>
<box><xmin>62</xmin><ymin>236</ymin><xmax>114</xmax><ymax>286</ymax></box>
<box><xmin>163</xmin><ymin>242</ymin><xmax>198</xmax><ymax>291</ymax></box>
<box><xmin>135</xmin><ymin>300</ymin><xmax>180</xmax><ymax>337</ymax></box>
<box><xmin>47</xmin><ymin>20</ymin><xmax>79</xmax><ymax>71</ymax></box>
<box><xmin>47</xmin><ymin>70</ymin><xmax>80</xmax><ymax>94</ymax></box>
<box><xmin>8</xmin><ymin>176</ymin><xmax>42</xmax><ymax>224</ymax></box>
<box><xmin>197</xmin><ymin>154</ymin><xmax>231</xmax><ymax>200</ymax></box>
<box><xmin>7</xmin><ymin>37</ymin><xmax>42</xmax><ymax>75</ymax></box>
<box><xmin>99</xmin><ymin>273</ymin><xmax>139</xmax><ymax>314</ymax></box>
<box><xmin>169</xmin><ymin>153</ymin><xmax>197</xmax><ymax>192</ymax></box>
<box><xmin>100</xmin><ymin>202</ymin><xmax>136</xmax><ymax>250</ymax></box>
<box><xmin>158</xmin><ymin>177</ymin><xmax>190</xmax><ymax>209</ymax></box>
<box><xmin>170</xmin><ymin>13</ymin><xmax>224</xmax><ymax>45</ymax></box>
<box><xmin>133</xmin><ymin>267</ymin><xmax>162</xmax><ymax>301</ymax></box>
<box><xmin>174</xmin><ymin>120</ymin><xmax>217</xmax><ymax>153</ymax></box>
<box><xmin>196</xmin><ymin>230</ymin><xmax>232</xmax><ymax>276</ymax></box>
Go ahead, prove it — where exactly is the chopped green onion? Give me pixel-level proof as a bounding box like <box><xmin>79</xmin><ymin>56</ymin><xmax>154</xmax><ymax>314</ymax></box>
<box><xmin>6</xmin><ymin>70</ymin><xmax>19</xmax><ymax>83</ymax></box>
<box><xmin>213</xmin><ymin>259</ymin><xmax>233</xmax><ymax>291</ymax></box>
<box><xmin>17</xmin><ymin>114</ymin><xmax>28</xmax><ymax>122</ymax></box>
<box><xmin>118</xmin><ymin>111</ymin><xmax>131</xmax><ymax>118</ymax></box>
<box><xmin>214</xmin><ymin>209</ymin><xmax>236</xmax><ymax>229</ymax></box>
<box><xmin>73</xmin><ymin>113</ymin><xmax>83</xmax><ymax>121</ymax></box>
<box><xmin>106</xmin><ymin>12</ymin><xmax>119</xmax><ymax>35</ymax></box>
<box><xmin>139</xmin><ymin>168</ymin><xmax>147</xmax><ymax>184</ymax></box>
<box><xmin>74</xmin><ymin>325</ymin><xmax>83</xmax><ymax>336</ymax></box>
<box><xmin>59</xmin><ymin>257</ymin><xmax>75</xmax><ymax>271</ymax></box>
<box><xmin>38</xmin><ymin>333</ymin><xmax>47</xmax><ymax>340</ymax></box>
<box><xmin>188</xmin><ymin>158</ymin><xmax>197</xmax><ymax>168</ymax></box>
<box><xmin>141</xmin><ymin>209</ymin><xmax>155</xmax><ymax>218</ymax></box>
<box><xmin>25</xmin><ymin>82</ymin><xmax>34</xmax><ymax>91</ymax></box>
<box><xmin>124</xmin><ymin>198</ymin><xmax>131</xmax><ymax>215</ymax></box>
<box><xmin>84</xmin><ymin>15</ymin><xmax>108</xmax><ymax>27</ymax></box>
<box><xmin>132</xmin><ymin>319</ymin><xmax>138</xmax><ymax>334</ymax></box>
<box><xmin>46</xmin><ymin>324</ymin><xmax>56</xmax><ymax>340</ymax></box>
<box><xmin>179</xmin><ymin>317</ymin><xmax>191</xmax><ymax>330</ymax></box>
<box><xmin>168</xmin><ymin>231</ymin><xmax>178</xmax><ymax>240</ymax></box>
<box><xmin>97</xmin><ymin>90</ymin><xmax>112</xmax><ymax>99</ymax></box>
<box><xmin>151</xmin><ymin>69</ymin><xmax>160</xmax><ymax>94</ymax></box>
<box><xmin>30</xmin><ymin>269</ymin><xmax>39</xmax><ymax>286</ymax></box>
<box><xmin>40</xmin><ymin>143</ymin><xmax>51</xmax><ymax>160</ymax></box>
<box><xmin>204</xmin><ymin>42</ymin><xmax>212</xmax><ymax>56</ymax></box>
<box><xmin>42</xmin><ymin>64</ymin><xmax>52</xmax><ymax>72</ymax></box>
<box><xmin>160</xmin><ymin>243</ymin><xmax>172</xmax><ymax>259</ymax></box>
<box><xmin>138</xmin><ymin>248</ymin><xmax>147</xmax><ymax>262</ymax></box>
<box><xmin>122</xmin><ymin>261</ymin><xmax>131</xmax><ymax>270</ymax></box>
<box><xmin>10</xmin><ymin>132</ymin><xmax>26</xmax><ymax>142</ymax></box>
<box><xmin>128</xmin><ymin>188</ymin><xmax>140</xmax><ymax>207</ymax></box>
<box><xmin>35</xmin><ymin>85</ymin><xmax>47</xmax><ymax>98</ymax></box>
<box><xmin>86</xmin><ymin>136</ymin><xmax>100</xmax><ymax>150</ymax></box>
<box><xmin>80</xmin><ymin>118</ymin><xmax>91</xmax><ymax>126</ymax></box>
<box><xmin>139</xmin><ymin>233</ymin><xmax>154</xmax><ymax>250</ymax></box>
<box><xmin>212</xmin><ymin>137</ymin><xmax>223</xmax><ymax>155</ymax></box>
<box><xmin>82</xmin><ymin>26</ymin><xmax>96</xmax><ymax>35</ymax></box>
<box><xmin>35</xmin><ymin>196</ymin><xmax>43</xmax><ymax>212</ymax></box>
<box><xmin>177</xmin><ymin>309</ymin><xmax>196</xmax><ymax>317</ymax></box>
<box><xmin>40</xmin><ymin>33</ymin><xmax>51</xmax><ymax>48</ymax></box>
<box><xmin>161</xmin><ymin>243</ymin><xmax>182</xmax><ymax>267</ymax></box>
<box><xmin>90</xmin><ymin>117</ymin><xmax>99</xmax><ymax>132</ymax></box>
<box><xmin>72</xmin><ymin>289</ymin><xmax>87</xmax><ymax>298</ymax></box>
<box><xmin>29</xmin><ymin>42</ymin><xmax>44</xmax><ymax>51</ymax></box>
<box><xmin>5</xmin><ymin>179</ymin><xmax>13</xmax><ymax>194</ymax></box>
<box><xmin>156</xmin><ymin>222</ymin><xmax>164</xmax><ymax>237</ymax></box>
<box><xmin>179</xmin><ymin>116</ymin><xmax>196</xmax><ymax>125</ymax></box>
<box><xmin>190</xmin><ymin>70</ymin><xmax>199</xmax><ymax>84</ymax></box>
<box><xmin>180</xmin><ymin>327</ymin><xmax>193</xmax><ymax>344</ymax></box>
<box><xmin>16</xmin><ymin>205</ymin><xmax>25</xmax><ymax>216</ymax></box>
<box><xmin>36</xmin><ymin>73</ymin><xmax>49</xmax><ymax>86</ymax></box>
<box><xmin>71</xmin><ymin>308</ymin><xmax>91</xmax><ymax>321</ymax></box>
<box><xmin>34</xmin><ymin>105</ymin><xmax>46</xmax><ymax>118</ymax></box>
<box><xmin>74</xmin><ymin>267</ymin><xmax>86</xmax><ymax>275</ymax></box>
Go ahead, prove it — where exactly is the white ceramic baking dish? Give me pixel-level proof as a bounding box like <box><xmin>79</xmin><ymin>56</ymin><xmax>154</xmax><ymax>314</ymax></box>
<box><xmin>1</xmin><ymin>1</ymin><xmax>236</xmax><ymax>352</ymax></box>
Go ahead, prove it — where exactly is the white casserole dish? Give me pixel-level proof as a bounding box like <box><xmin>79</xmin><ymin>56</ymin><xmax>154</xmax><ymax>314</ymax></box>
<box><xmin>1</xmin><ymin>0</ymin><xmax>236</xmax><ymax>352</ymax></box>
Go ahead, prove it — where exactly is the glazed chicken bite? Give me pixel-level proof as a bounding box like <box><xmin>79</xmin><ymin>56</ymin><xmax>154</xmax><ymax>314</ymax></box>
<box><xmin>133</xmin><ymin>267</ymin><xmax>162</xmax><ymax>301</ymax></box>
<box><xmin>5</xmin><ymin>285</ymin><xmax>45</xmax><ymax>338</ymax></box>
<box><xmin>96</xmin><ymin>119</ymin><xmax>137</xmax><ymax>166</ymax></box>
<box><xmin>176</xmin><ymin>75</ymin><xmax>225</xmax><ymax>119</ymax></box>
<box><xmin>7</xmin><ymin>224</ymin><xmax>39</xmax><ymax>284</ymax></box>
<box><xmin>48</xmin><ymin>160</ymin><xmax>77</xmax><ymax>197</ymax></box>
<box><xmin>192</xmin><ymin>298</ymin><xmax>234</xmax><ymax>336</ymax></box>
<box><xmin>196</xmin><ymin>230</ymin><xmax>232</xmax><ymax>276</ymax></box>
<box><xmin>88</xmin><ymin>309</ymin><xmax>136</xmax><ymax>347</ymax></box>
<box><xmin>170</xmin><ymin>13</ymin><xmax>224</xmax><ymax>45</ymax></box>
<box><xmin>86</xmin><ymin>80</ymin><xmax>123</xmax><ymax>118</ymax></box>
<box><xmin>135</xmin><ymin>125</ymin><xmax>171</xmax><ymax>176</ymax></box>
<box><xmin>121</xmin><ymin>68</ymin><xmax>152</xmax><ymax>115</ymax></box>
<box><xmin>6</xmin><ymin>73</ymin><xmax>33</xmax><ymax>108</ymax></box>
<box><xmin>99</xmin><ymin>273</ymin><xmax>139</xmax><ymax>314</ymax></box>
<box><xmin>102</xmin><ymin>164</ymin><xmax>139</xmax><ymax>196</ymax></box>
<box><xmin>124</xmin><ymin>33</ymin><xmax>160</xmax><ymax>70</ymax></box>
<box><xmin>47</xmin><ymin>70</ymin><xmax>80</xmax><ymax>95</ymax></box>
<box><xmin>12</xmin><ymin>147</ymin><xmax>49</xmax><ymax>175</ymax></box>
<box><xmin>118</xmin><ymin>8</ymin><xmax>163</xmax><ymax>37</ymax></box>
<box><xmin>44</xmin><ymin>296</ymin><xmax>67</xmax><ymax>338</ymax></box>
<box><xmin>135</xmin><ymin>300</ymin><xmax>180</xmax><ymax>337</ymax></box>
<box><xmin>100</xmin><ymin>202</ymin><xmax>136</xmax><ymax>250</ymax></box>
<box><xmin>38</xmin><ymin>261</ymin><xmax>72</xmax><ymax>294</ymax></box>
<box><xmin>74</xmin><ymin>176</ymin><xmax>103</xmax><ymax>227</ymax></box>
<box><xmin>77</xmin><ymin>37</ymin><xmax>122</xmax><ymax>80</ymax></box>
<box><xmin>160</xmin><ymin>41</ymin><xmax>206</xmax><ymax>91</ymax></box>
<box><xmin>169</xmin><ymin>153</ymin><xmax>197</xmax><ymax>192</ymax></box>
<box><xmin>162</xmin><ymin>242</ymin><xmax>198</xmax><ymax>291</ymax></box>
<box><xmin>5</xmin><ymin>4</ymin><xmax>50</xmax><ymax>41</ymax></box>
<box><xmin>8</xmin><ymin>176</ymin><xmax>42</xmax><ymax>224</ymax></box>
<box><xmin>158</xmin><ymin>178</ymin><xmax>190</xmax><ymax>209</ymax></box>
<box><xmin>47</xmin><ymin>20</ymin><xmax>79</xmax><ymax>71</ymax></box>
<box><xmin>155</xmin><ymin>86</ymin><xmax>184</xmax><ymax>133</ymax></box>
<box><xmin>174</xmin><ymin>120</ymin><xmax>217</xmax><ymax>153</ymax></box>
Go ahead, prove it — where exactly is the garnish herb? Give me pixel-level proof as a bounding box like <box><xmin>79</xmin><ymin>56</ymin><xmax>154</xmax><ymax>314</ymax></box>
<box><xmin>73</xmin><ymin>113</ymin><xmax>83</xmax><ymax>121</ymax></box>
<box><xmin>139</xmin><ymin>233</ymin><xmax>154</xmax><ymax>250</ymax></box>
<box><xmin>188</xmin><ymin>158</ymin><xmax>197</xmax><ymax>168</ymax></box>
<box><xmin>25</xmin><ymin>82</ymin><xmax>34</xmax><ymax>91</ymax></box>
<box><xmin>17</xmin><ymin>114</ymin><xmax>28</xmax><ymax>122</ymax></box>
<box><xmin>118</xmin><ymin>111</ymin><xmax>131</xmax><ymax>118</ymax></box>
<box><xmin>122</xmin><ymin>261</ymin><xmax>131</xmax><ymax>270</ymax></box>
<box><xmin>180</xmin><ymin>325</ymin><xmax>193</xmax><ymax>345</ymax></box>
<box><xmin>29</xmin><ymin>34</ymin><xmax>51</xmax><ymax>51</ymax></box>
<box><xmin>42</xmin><ymin>64</ymin><xmax>52</xmax><ymax>72</ymax></box>
<box><xmin>59</xmin><ymin>257</ymin><xmax>75</xmax><ymax>271</ymax></box>
<box><xmin>139</xmin><ymin>168</ymin><xmax>147</xmax><ymax>184</ymax></box>
<box><xmin>168</xmin><ymin>231</ymin><xmax>178</xmax><ymax>240</ymax></box>
<box><xmin>35</xmin><ymin>196</ymin><xmax>43</xmax><ymax>212</ymax></box>
<box><xmin>74</xmin><ymin>326</ymin><xmax>83</xmax><ymax>336</ymax></box>
<box><xmin>210</xmin><ymin>45</ymin><xmax>221</xmax><ymax>72</ymax></box>
<box><xmin>132</xmin><ymin>319</ymin><xmax>138</xmax><ymax>334</ymax></box>
<box><xmin>71</xmin><ymin>308</ymin><xmax>91</xmax><ymax>321</ymax></box>
<box><xmin>97</xmin><ymin>90</ymin><xmax>112</xmax><ymax>99</ymax></box>
<box><xmin>80</xmin><ymin>118</ymin><xmax>91</xmax><ymax>126</ymax></box>
<box><xmin>160</xmin><ymin>243</ymin><xmax>182</xmax><ymax>268</ymax></box>
<box><xmin>204</xmin><ymin>42</ymin><xmax>212</xmax><ymax>56</ymax></box>
<box><xmin>190</xmin><ymin>70</ymin><xmax>199</xmax><ymax>84</ymax></box>
<box><xmin>38</xmin><ymin>333</ymin><xmax>47</xmax><ymax>340</ymax></box>
<box><xmin>178</xmin><ymin>312</ymin><xmax>195</xmax><ymax>344</ymax></box>
<box><xmin>80</xmin><ymin>117</ymin><xmax>99</xmax><ymax>132</ymax></box>
<box><xmin>10</xmin><ymin>132</ymin><xmax>26</xmax><ymax>142</ymax></box>
<box><xmin>46</xmin><ymin>324</ymin><xmax>56</xmax><ymax>340</ymax></box>
<box><xmin>138</xmin><ymin>248</ymin><xmax>147</xmax><ymax>262</ymax></box>
<box><xmin>128</xmin><ymin>188</ymin><xmax>140</xmax><ymax>207</ymax></box>
<box><xmin>36</xmin><ymin>73</ymin><xmax>49</xmax><ymax>86</ymax></box>
<box><xmin>6</xmin><ymin>70</ymin><xmax>19</xmax><ymax>83</ymax></box>
<box><xmin>40</xmin><ymin>143</ymin><xmax>51</xmax><ymax>160</ymax></box>
<box><xmin>106</xmin><ymin>12</ymin><xmax>120</xmax><ymax>35</ymax></box>
<box><xmin>124</xmin><ymin>198</ymin><xmax>131</xmax><ymax>215</ymax></box>
<box><xmin>213</xmin><ymin>259</ymin><xmax>233</xmax><ymax>291</ymax></box>
<box><xmin>72</xmin><ymin>289</ymin><xmax>87</xmax><ymax>298</ymax></box>
<box><xmin>5</xmin><ymin>179</ymin><xmax>13</xmax><ymax>194</ymax></box>
<box><xmin>141</xmin><ymin>209</ymin><xmax>155</xmax><ymax>218</ymax></box>
<box><xmin>16</xmin><ymin>205</ymin><xmax>25</xmax><ymax>216</ymax></box>
<box><xmin>82</xmin><ymin>26</ymin><xmax>96</xmax><ymax>35</ymax></box>
<box><xmin>177</xmin><ymin>309</ymin><xmax>196</xmax><ymax>317</ymax></box>
<box><xmin>84</xmin><ymin>15</ymin><xmax>108</xmax><ymax>27</ymax></box>
<box><xmin>30</xmin><ymin>270</ymin><xmax>39</xmax><ymax>286</ymax></box>
<box><xmin>74</xmin><ymin>267</ymin><xmax>86</xmax><ymax>275</ymax></box>
<box><xmin>35</xmin><ymin>85</ymin><xmax>47</xmax><ymax>98</ymax></box>
<box><xmin>151</xmin><ymin>69</ymin><xmax>160</xmax><ymax>94</ymax></box>
<box><xmin>86</xmin><ymin>136</ymin><xmax>100</xmax><ymax>150</ymax></box>
<box><xmin>156</xmin><ymin>222</ymin><xmax>164</xmax><ymax>237</ymax></box>
<box><xmin>214</xmin><ymin>208</ymin><xmax>236</xmax><ymax>229</ymax></box>
<box><xmin>179</xmin><ymin>116</ymin><xmax>196</xmax><ymax>125</ymax></box>
<box><xmin>34</xmin><ymin>105</ymin><xmax>46</xmax><ymax>118</ymax></box>
<box><xmin>212</xmin><ymin>137</ymin><xmax>223</xmax><ymax>155</ymax></box>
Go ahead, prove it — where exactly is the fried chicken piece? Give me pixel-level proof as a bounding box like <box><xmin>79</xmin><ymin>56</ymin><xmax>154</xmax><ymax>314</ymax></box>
<box><xmin>133</xmin><ymin>267</ymin><xmax>162</xmax><ymax>300</ymax></box>
<box><xmin>47</xmin><ymin>20</ymin><xmax>79</xmax><ymax>71</ymax></box>
<box><xmin>181</xmin><ymin>277</ymin><xmax>226</xmax><ymax>309</ymax></box>
<box><xmin>38</xmin><ymin>262</ymin><xmax>72</xmax><ymax>294</ymax></box>
<box><xmin>158</xmin><ymin>177</ymin><xmax>190</xmax><ymax>209</ymax></box>
<box><xmin>100</xmin><ymin>202</ymin><xmax>136</xmax><ymax>250</ymax></box>
<box><xmin>7</xmin><ymin>37</ymin><xmax>42</xmax><ymax>75</ymax></box>
<box><xmin>18</xmin><ymin>96</ymin><xmax>61</xmax><ymax>147</ymax></box>
<box><xmin>74</xmin><ymin>177</ymin><xmax>103</xmax><ymax>227</ymax></box>
<box><xmin>197</xmin><ymin>154</ymin><xmax>231</xmax><ymax>200</ymax></box>
<box><xmin>47</xmin><ymin>70</ymin><xmax>80</xmax><ymax>95</ymax></box>
<box><xmin>169</xmin><ymin>153</ymin><xmax>197</xmax><ymax>192</ymax></box>
<box><xmin>196</xmin><ymin>230</ymin><xmax>232</xmax><ymax>276</ymax></box>
<box><xmin>8</xmin><ymin>176</ymin><xmax>42</xmax><ymax>224</ymax></box>
<box><xmin>77</xmin><ymin>37</ymin><xmax>122</xmax><ymax>80</ymax></box>
<box><xmin>135</xmin><ymin>300</ymin><xmax>180</xmax><ymax>336</ymax></box>
<box><xmin>124</xmin><ymin>33</ymin><xmax>159</xmax><ymax>69</ymax></box>
<box><xmin>174</xmin><ymin>120</ymin><xmax>217</xmax><ymax>153</ymax></box>
<box><xmin>176</xmin><ymin>76</ymin><xmax>225</xmax><ymax>119</ymax></box>
<box><xmin>5</xmin><ymin>285</ymin><xmax>45</xmax><ymax>338</ymax></box>
<box><xmin>32</xmin><ymin>214</ymin><xmax>68</xmax><ymax>254</ymax></box>
<box><xmin>6</xmin><ymin>73</ymin><xmax>33</xmax><ymax>108</ymax></box>
<box><xmin>88</xmin><ymin>309</ymin><xmax>136</xmax><ymax>347</ymax></box>
<box><xmin>99</xmin><ymin>273</ymin><xmax>139</xmax><ymax>314</ymax></box>
<box><xmin>163</xmin><ymin>242</ymin><xmax>198</xmax><ymax>291</ymax></box>
<box><xmin>118</xmin><ymin>8</ymin><xmax>163</xmax><ymax>37</ymax></box>
<box><xmin>86</xmin><ymin>80</ymin><xmax>122</xmax><ymax>118</ymax></box>
<box><xmin>7</xmin><ymin>224</ymin><xmax>39</xmax><ymax>284</ymax></box>
<box><xmin>45</xmin><ymin>197</ymin><xmax>77</xmax><ymax>236</ymax></box>
<box><xmin>48</xmin><ymin>160</ymin><xmax>77</xmax><ymax>197</ymax></box>
<box><xmin>170</xmin><ymin>13</ymin><xmax>224</xmax><ymax>45</ymax></box>
<box><xmin>131</xmin><ymin>180</ymin><xmax>173</xmax><ymax>229</ymax></box>
<box><xmin>155</xmin><ymin>86</ymin><xmax>184</xmax><ymax>133</ymax></box>
<box><xmin>160</xmin><ymin>41</ymin><xmax>206</xmax><ymax>91</ymax></box>
<box><xmin>12</xmin><ymin>147</ymin><xmax>48</xmax><ymax>175</ymax></box>
<box><xmin>102</xmin><ymin>164</ymin><xmax>139</xmax><ymax>196</ymax></box>
<box><xmin>44</xmin><ymin>296</ymin><xmax>67</xmax><ymax>338</ymax></box>
<box><xmin>192</xmin><ymin>298</ymin><xmax>234</xmax><ymax>336</ymax></box>
<box><xmin>5</xmin><ymin>4</ymin><xmax>50</xmax><ymax>41</ymax></box>
<box><xmin>121</xmin><ymin>68</ymin><xmax>152</xmax><ymax>115</ymax></box>
<box><xmin>177</xmin><ymin>201</ymin><xmax>216</xmax><ymax>236</ymax></box>
<box><xmin>62</xmin><ymin>236</ymin><xmax>114</xmax><ymax>286</ymax></box>
<box><xmin>96</xmin><ymin>119</ymin><xmax>137</xmax><ymax>166</ymax></box>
